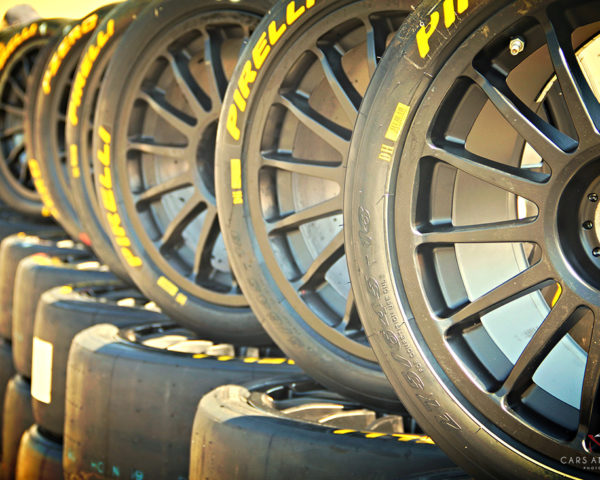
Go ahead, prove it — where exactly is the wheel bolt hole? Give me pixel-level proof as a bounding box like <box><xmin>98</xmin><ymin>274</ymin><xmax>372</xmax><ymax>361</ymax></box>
<box><xmin>593</xmin><ymin>248</ymin><xmax>600</xmax><ymax>257</ymax></box>
<box><xmin>583</xmin><ymin>220</ymin><xmax>594</xmax><ymax>230</ymax></box>
<box><xmin>589</xmin><ymin>193</ymin><xmax>598</xmax><ymax>202</ymax></box>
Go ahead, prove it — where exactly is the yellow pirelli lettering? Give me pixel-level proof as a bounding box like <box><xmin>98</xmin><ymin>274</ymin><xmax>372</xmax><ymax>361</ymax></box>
<box><xmin>417</xmin><ymin>0</ymin><xmax>469</xmax><ymax>58</ymax></box>
<box><xmin>59</xmin><ymin>285</ymin><xmax>73</xmax><ymax>294</ymax></box>
<box><xmin>193</xmin><ymin>353</ymin><xmax>209</xmax><ymax>359</ymax></box>
<box><xmin>378</xmin><ymin>143</ymin><xmax>394</xmax><ymax>162</ymax></box>
<box><xmin>226</xmin><ymin>0</ymin><xmax>319</xmax><ymax>141</ymax></box>
<box><xmin>43</xmin><ymin>14</ymin><xmax>99</xmax><ymax>94</ymax></box>
<box><xmin>333</xmin><ymin>429</ymin><xmax>356</xmax><ymax>435</ymax></box>
<box><xmin>392</xmin><ymin>433</ymin><xmax>435</xmax><ymax>444</ymax></box>
<box><xmin>157</xmin><ymin>276</ymin><xmax>178</xmax><ymax>296</ymax></box>
<box><xmin>384</xmin><ymin>102</ymin><xmax>410</xmax><ymax>142</ymax></box>
<box><xmin>364</xmin><ymin>432</ymin><xmax>386</xmax><ymax>438</ymax></box>
<box><xmin>257</xmin><ymin>358</ymin><xmax>286</xmax><ymax>365</ymax></box>
<box><xmin>0</xmin><ymin>23</ymin><xmax>38</xmax><ymax>70</ymax></box>
<box><xmin>69</xmin><ymin>19</ymin><xmax>115</xmax><ymax>126</ymax></box>
<box><xmin>217</xmin><ymin>355</ymin><xmax>234</xmax><ymax>361</ymax></box>
<box><xmin>230</xmin><ymin>158</ymin><xmax>243</xmax><ymax>205</ymax></box>
<box><xmin>175</xmin><ymin>293</ymin><xmax>187</xmax><ymax>306</ymax></box>
<box><xmin>28</xmin><ymin>158</ymin><xmax>60</xmax><ymax>219</ymax></box>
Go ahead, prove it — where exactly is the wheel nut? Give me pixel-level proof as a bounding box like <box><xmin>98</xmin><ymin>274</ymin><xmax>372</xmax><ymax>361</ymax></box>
<box><xmin>589</xmin><ymin>193</ymin><xmax>598</xmax><ymax>202</ymax></box>
<box><xmin>583</xmin><ymin>221</ymin><xmax>594</xmax><ymax>230</ymax></box>
<box><xmin>594</xmin><ymin>248</ymin><xmax>600</xmax><ymax>257</ymax></box>
<box><xmin>509</xmin><ymin>37</ymin><xmax>525</xmax><ymax>56</ymax></box>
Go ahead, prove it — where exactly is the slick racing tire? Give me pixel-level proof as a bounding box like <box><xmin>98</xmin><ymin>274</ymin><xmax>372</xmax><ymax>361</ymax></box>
<box><xmin>12</xmin><ymin>255</ymin><xmax>115</xmax><ymax>378</ymax></box>
<box><xmin>15</xmin><ymin>425</ymin><xmax>62</xmax><ymax>480</ymax></box>
<box><xmin>214</xmin><ymin>0</ymin><xmax>411</xmax><ymax>407</ymax></box>
<box><xmin>92</xmin><ymin>0</ymin><xmax>274</xmax><ymax>344</ymax></box>
<box><xmin>0</xmin><ymin>234</ymin><xmax>87</xmax><ymax>340</ymax></box>
<box><xmin>65</xmin><ymin>0</ymin><xmax>152</xmax><ymax>283</ymax></box>
<box><xmin>346</xmin><ymin>0</ymin><xmax>600</xmax><ymax>478</ymax></box>
<box><xmin>191</xmin><ymin>377</ymin><xmax>464</xmax><ymax>480</ymax></box>
<box><xmin>2</xmin><ymin>374</ymin><xmax>34</xmax><ymax>480</ymax></box>
<box><xmin>0</xmin><ymin>19</ymin><xmax>69</xmax><ymax>217</ymax></box>
<box><xmin>63</xmin><ymin>322</ymin><xmax>298</xmax><ymax>479</ymax></box>
<box><xmin>32</xmin><ymin>281</ymin><xmax>167</xmax><ymax>437</ymax></box>
<box><xmin>26</xmin><ymin>6</ymin><xmax>117</xmax><ymax>241</ymax></box>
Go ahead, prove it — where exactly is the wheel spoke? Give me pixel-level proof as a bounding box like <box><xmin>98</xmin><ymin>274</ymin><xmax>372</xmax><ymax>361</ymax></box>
<box><xmin>336</xmin><ymin>290</ymin><xmax>361</xmax><ymax>333</ymax></box>
<box><xmin>578</xmin><ymin>307</ymin><xmax>600</xmax><ymax>437</ymax></box>
<box><xmin>278</xmin><ymin>92</ymin><xmax>351</xmax><ymax>157</ymax></box>
<box><xmin>294</xmin><ymin>230</ymin><xmax>344</xmax><ymax>291</ymax></box>
<box><xmin>500</xmin><ymin>289</ymin><xmax>583</xmax><ymax>397</ymax></box>
<box><xmin>8</xmin><ymin>77</ymin><xmax>25</xmax><ymax>101</ymax></box>
<box><xmin>139</xmin><ymin>87</ymin><xmax>195</xmax><ymax>135</ymax></box>
<box><xmin>6</xmin><ymin>142</ymin><xmax>23</xmax><ymax>164</ymax></box>
<box><xmin>0</xmin><ymin>125</ymin><xmax>24</xmax><ymax>138</ymax></box>
<box><xmin>261</xmin><ymin>150</ymin><xmax>344</xmax><ymax>184</ymax></box>
<box><xmin>192</xmin><ymin>207</ymin><xmax>219</xmax><ymax>279</ymax></box>
<box><xmin>313</xmin><ymin>44</ymin><xmax>361</xmax><ymax>121</ymax></box>
<box><xmin>417</xmin><ymin>217</ymin><xmax>541</xmax><ymax>245</ymax></box>
<box><xmin>158</xmin><ymin>192</ymin><xmax>205</xmax><ymax>252</ymax></box>
<box><xmin>540</xmin><ymin>12</ymin><xmax>600</xmax><ymax>139</ymax></box>
<box><xmin>469</xmin><ymin>66</ymin><xmax>577</xmax><ymax>160</ymax></box>
<box><xmin>127</xmin><ymin>138</ymin><xmax>188</xmax><ymax>158</ymax></box>
<box><xmin>203</xmin><ymin>28</ymin><xmax>228</xmax><ymax>106</ymax></box>
<box><xmin>362</xmin><ymin>15</ymin><xmax>388</xmax><ymax>77</ymax></box>
<box><xmin>267</xmin><ymin>195</ymin><xmax>342</xmax><ymax>236</ymax></box>
<box><xmin>446</xmin><ymin>261</ymin><xmax>555</xmax><ymax>330</ymax></box>
<box><xmin>424</xmin><ymin>141</ymin><xmax>548</xmax><ymax>204</ymax></box>
<box><xmin>135</xmin><ymin>171</ymin><xmax>193</xmax><ymax>207</ymax></box>
<box><xmin>169</xmin><ymin>50</ymin><xmax>212</xmax><ymax>115</ymax></box>
<box><xmin>0</xmin><ymin>103</ymin><xmax>24</xmax><ymax>116</ymax></box>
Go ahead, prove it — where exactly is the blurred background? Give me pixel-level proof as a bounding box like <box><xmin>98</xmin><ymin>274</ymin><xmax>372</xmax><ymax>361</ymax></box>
<box><xmin>1</xmin><ymin>0</ymin><xmax>113</xmax><ymax>25</ymax></box>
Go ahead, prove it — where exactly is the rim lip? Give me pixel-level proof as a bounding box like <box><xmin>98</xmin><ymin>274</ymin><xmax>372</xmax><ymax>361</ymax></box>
<box><xmin>239</xmin><ymin>3</ymin><xmax>413</xmax><ymax>364</ymax></box>
<box><xmin>384</xmin><ymin>1</ymin><xmax>600</xmax><ymax>467</ymax></box>
<box><xmin>0</xmin><ymin>37</ymin><xmax>48</xmax><ymax>201</ymax></box>
<box><xmin>108</xmin><ymin>10</ymin><xmax>262</xmax><ymax>308</ymax></box>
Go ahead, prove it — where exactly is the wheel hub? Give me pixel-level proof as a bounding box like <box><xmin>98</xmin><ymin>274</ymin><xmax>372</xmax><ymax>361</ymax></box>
<box><xmin>557</xmin><ymin>160</ymin><xmax>600</xmax><ymax>286</ymax></box>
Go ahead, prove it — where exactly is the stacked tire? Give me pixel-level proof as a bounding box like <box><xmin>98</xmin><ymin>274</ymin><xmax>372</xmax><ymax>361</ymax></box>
<box><xmin>1</xmin><ymin>0</ymin><xmax>595</xmax><ymax>478</ymax></box>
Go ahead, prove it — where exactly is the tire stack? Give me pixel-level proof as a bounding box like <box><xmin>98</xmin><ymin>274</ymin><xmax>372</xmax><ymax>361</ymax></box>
<box><xmin>0</xmin><ymin>0</ymin><xmax>595</xmax><ymax>478</ymax></box>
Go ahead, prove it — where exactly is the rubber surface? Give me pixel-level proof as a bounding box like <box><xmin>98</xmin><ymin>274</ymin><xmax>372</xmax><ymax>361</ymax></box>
<box><xmin>15</xmin><ymin>425</ymin><xmax>62</xmax><ymax>480</ymax></box>
<box><xmin>0</xmin><ymin>19</ymin><xmax>69</xmax><ymax>217</ymax></box>
<box><xmin>191</xmin><ymin>378</ymin><xmax>464</xmax><ymax>480</ymax></box>
<box><xmin>92</xmin><ymin>0</ymin><xmax>274</xmax><ymax>344</ymax></box>
<box><xmin>12</xmin><ymin>255</ymin><xmax>116</xmax><ymax>378</ymax></box>
<box><xmin>0</xmin><ymin>339</ymin><xmax>16</xmax><ymax>456</ymax></box>
<box><xmin>65</xmin><ymin>0</ymin><xmax>151</xmax><ymax>282</ymax></box>
<box><xmin>0</xmin><ymin>234</ymin><xmax>88</xmax><ymax>340</ymax></box>
<box><xmin>26</xmin><ymin>7</ymin><xmax>117</xmax><ymax>241</ymax></box>
<box><xmin>63</xmin><ymin>322</ymin><xmax>298</xmax><ymax>480</ymax></box>
<box><xmin>2</xmin><ymin>374</ymin><xmax>34</xmax><ymax>480</ymax></box>
<box><xmin>32</xmin><ymin>281</ymin><xmax>168</xmax><ymax>437</ymax></box>
<box><xmin>214</xmin><ymin>0</ymin><xmax>409</xmax><ymax>408</ymax></box>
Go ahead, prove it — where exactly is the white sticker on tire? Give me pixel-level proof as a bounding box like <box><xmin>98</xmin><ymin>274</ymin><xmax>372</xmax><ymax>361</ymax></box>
<box><xmin>31</xmin><ymin>337</ymin><xmax>53</xmax><ymax>404</ymax></box>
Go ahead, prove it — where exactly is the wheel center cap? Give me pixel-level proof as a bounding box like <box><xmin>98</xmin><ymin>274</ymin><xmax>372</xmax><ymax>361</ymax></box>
<box><xmin>577</xmin><ymin>177</ymin><xmax>600</xmax><ymax>265</ymax></box>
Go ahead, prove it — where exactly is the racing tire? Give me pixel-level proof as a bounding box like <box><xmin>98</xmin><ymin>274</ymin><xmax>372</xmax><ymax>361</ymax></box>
<box><xmin>15</xmin><ymin>425</ymin><xmax>62</xmax><ymax>480</ymax></box>
<box><xmin>63</xmin><ymin>322</ymin><xmax>298</xmax><ymax>480</ymax></box>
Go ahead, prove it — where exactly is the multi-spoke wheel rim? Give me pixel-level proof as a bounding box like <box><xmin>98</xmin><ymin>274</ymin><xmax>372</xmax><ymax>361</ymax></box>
<box><xmin>391</xmin><ymin>1</ymin><xmax>600</xmax><ymax>466</ymax></box>
<box><xmin>118</xmin><ymin>12</ymin><xmax>260</xmax><ymax>305</ymax></box>
<box><xmin>243</xmin><ymin>4</ymin><xmax>407</xmax><ymax>361</ymax></box>
<box><xmin>0</xmin><ymin>39</ymin><xmax>46</xmax><ymax>199</ymax></box>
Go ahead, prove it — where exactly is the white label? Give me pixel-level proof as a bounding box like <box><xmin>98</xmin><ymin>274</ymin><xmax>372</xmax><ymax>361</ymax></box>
<box><xmin>31</xmin><ymin>337</ymin><xmax>53</xmax><ymax>404</ymax></box>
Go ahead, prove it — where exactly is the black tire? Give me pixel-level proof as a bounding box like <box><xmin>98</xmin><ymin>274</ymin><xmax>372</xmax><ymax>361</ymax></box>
<box><xmin>32</xmin><ymin>281</ymin><xmax>168</xmax><ymax>437</ymax></box>
<box><xmin>0</xmin><ymin>234</ymin><xmax>88</xmax><ymax>340</ymax></box>
<box><xmin>63</xmin><ymin>322</ymin><xmax>298</xmax><ymax>479</ymax></box>
<box><xmin>2</xmin><ymin>374</ymin><xmax>34</xmax><ymax>480</ymax></box>
<box><xmin>345</xmin><ymin>0</ymin><xmax>600</xmax><ymax>478</ymax></box>
<box><xmin>92</xmin><ymin>0</ymin><xmax>274</xmax><ymax>344</ymax></box>
<box><xmin>191</xmin><ymin>377</ymin><xmax>464</xmax><ymax>480</ymax></box>
<box><xmin>0</xmin><ymin>19</ymin><xmax>69</xmax><ymax>217</ymax></box>
<box><xmin>12</xmin><ymin>255</ymin><xmax>116</xmax><ymax>378</ymax></box>
<box><xmin>214</xmin><ymin>0</ymin><xmax>411</xmax><ymax>407</ymax></box>
<box><xmin>15</xmin><ymin>425</ymin><xmax>61</xmax><ymax>480</ymax></box>
<box><xmin>65</xmin><ymin>1</ymin><xmax>151</xmax><ymax>283</ymax></box>
<box><xmin>26</xmin><ymin>6</ymin><xmax>117</xmax><ymax>242</ymax></box>
<box><xmin>0</xmin><ymin>339</ymin><xmax>16</xmax><ymax>454</ymax></box>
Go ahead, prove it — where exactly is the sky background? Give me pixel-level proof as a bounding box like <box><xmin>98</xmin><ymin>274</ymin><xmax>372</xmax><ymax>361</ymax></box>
<box><xmin>1</xmin><ymin>0</ymin><xmax>113</xmax><ymax>22</ymax></box>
